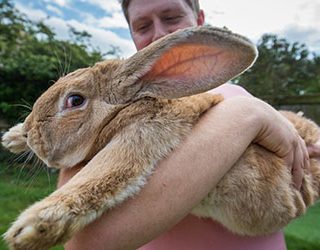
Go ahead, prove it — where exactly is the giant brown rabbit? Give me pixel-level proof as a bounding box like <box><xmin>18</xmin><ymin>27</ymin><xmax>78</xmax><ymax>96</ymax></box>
<box><xmin>2</xmin><ymin>26</ymin><xmax>320</xmax><ymax>250</ymax></box>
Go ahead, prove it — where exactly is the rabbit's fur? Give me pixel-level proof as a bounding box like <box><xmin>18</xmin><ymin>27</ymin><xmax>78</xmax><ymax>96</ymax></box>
<box><xmin>2</xmin><ymin>26</ymin><xmax>320</xmax><ymax>250</ymax></box>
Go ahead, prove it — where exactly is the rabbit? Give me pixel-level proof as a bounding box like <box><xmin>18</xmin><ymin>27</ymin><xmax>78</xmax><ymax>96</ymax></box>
<box><xmin>2</xmin><ymin>25</ymin><xmax>320</xmax><ymax>250</ymax></box>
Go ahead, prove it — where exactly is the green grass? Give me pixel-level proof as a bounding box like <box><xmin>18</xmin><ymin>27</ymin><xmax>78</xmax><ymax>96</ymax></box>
<box><xmin>0</xmin><ymin>163</ymin><xmax>63</xmax><ymax>250</ymax></box>
<box><xmin>285</xmin><ymin>202</ymin><xmax>320</xmax><ymax>250</ymax></box>
<box><xmin>0</xmin><ymin>162</ymin><xmax>319</xmax><ymax>250</ymax></box>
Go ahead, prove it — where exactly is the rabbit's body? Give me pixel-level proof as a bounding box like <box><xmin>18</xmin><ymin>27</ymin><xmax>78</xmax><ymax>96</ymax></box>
<box><xmin>2</xmin><ymin>26</ymin><xmax>320</xmax><ymax>250</ymax></box>
<box><xmin>193</xmin><ymin>110</ymin><xmax>320</xmax><ymax>235</ymax></box>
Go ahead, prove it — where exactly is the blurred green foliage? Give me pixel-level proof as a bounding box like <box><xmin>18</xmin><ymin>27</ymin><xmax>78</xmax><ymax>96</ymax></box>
<box><xmin>235</xmin><ymin>34</ymin><xmax>320</xmax><ymax>105</ymax></box>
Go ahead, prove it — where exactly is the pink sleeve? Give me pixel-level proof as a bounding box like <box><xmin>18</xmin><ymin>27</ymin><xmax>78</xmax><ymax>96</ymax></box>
<box><xmin>208</xmin><ymin>83</ymin><xmax>253</xmax><ymax>99</ymax></box>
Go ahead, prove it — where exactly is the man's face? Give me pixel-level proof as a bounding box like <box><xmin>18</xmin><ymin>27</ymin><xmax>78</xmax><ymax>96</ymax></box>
<box><xmin>128</xmin><ymin>0</ymin><xmax>204</xmax><ymax>50</ymax></box>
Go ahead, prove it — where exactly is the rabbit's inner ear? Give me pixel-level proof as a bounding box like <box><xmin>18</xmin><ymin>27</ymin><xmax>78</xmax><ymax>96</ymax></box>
<box><xmin>138</xmin><ymin>42</ymin><xmax>252</xmax><ymax>99</ymax></box>
<box><xmin>144</xmin><ymin>44</ymin><xmax>227</xmax><ymax>82</ymax></box>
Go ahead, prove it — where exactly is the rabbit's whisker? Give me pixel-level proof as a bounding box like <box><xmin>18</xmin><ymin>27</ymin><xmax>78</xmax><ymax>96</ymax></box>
<box><xmin>45</xmin><ymin>165</ymin><xmax>52</xmax><ymax>187</ymax></box>
<box><xmin>53</xmin><ymin>46</ymin><xmax>64</xmax><ymax>78</ymax></box>
<box><xmin>3</xmin><ymin>150</ymin><xmax>30</xmax><ymax>175</ymax></box>
<box><xmin>11</xmin><ymin>103</ymin><xmax>32</xmax><ymax>111</ymax></box>
<box><xmin>63</xmin><ymin>46</ymin><xmax>68</xmax><ymax>76</ymax></box>
<box><xmin>16</xmin><ymin>151</ymin><xmax>34</xmax><ymax>185</ymax></box>
<box><xmin>25</xmin><ymin>164</ymin><xmax>42</xmax><ymax>192</ymax></box>
<box><xmin>66</xmin><ymin>49</ymin><xmax>72</xmax><ymax>76</ymax></box>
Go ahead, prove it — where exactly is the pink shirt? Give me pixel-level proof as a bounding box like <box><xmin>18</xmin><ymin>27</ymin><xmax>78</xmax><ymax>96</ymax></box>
<box><xmin>139</xmin><ymin>84</ymin><xmax>287</xmax><ymax>250</ymax></box>
<box><xmin>139</xmin><ymin>215</ymin><xmax>286</xmax><ymax>250</ymax></box>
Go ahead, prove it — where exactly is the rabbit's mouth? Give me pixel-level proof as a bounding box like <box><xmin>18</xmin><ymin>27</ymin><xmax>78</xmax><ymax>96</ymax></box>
<box><xmin>25</xmin><ymin>138</ymin><xmax>53</xmax><ymax>168</ymax></box>
<box><xmin>45</xmin><ymin>139</ymin><xmax>93</xmax><ymax>169</ymax></box>
<box><xmin>38</xmin><ymin>153</ymin><xmax>84</xmax><ymax>169</ymax></box>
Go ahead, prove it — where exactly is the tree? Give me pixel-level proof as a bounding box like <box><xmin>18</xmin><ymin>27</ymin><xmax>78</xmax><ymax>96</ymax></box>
<box><xmin>235</xmin><ymin>34</ymin><xmax>320</xmax><ymax>105</ymax></box>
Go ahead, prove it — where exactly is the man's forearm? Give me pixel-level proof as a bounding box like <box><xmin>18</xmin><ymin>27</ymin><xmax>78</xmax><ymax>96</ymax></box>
<box><xmin>63</xmin><ymin>97</ymin><xmax>264</xmax><ymax>250</ymax></box>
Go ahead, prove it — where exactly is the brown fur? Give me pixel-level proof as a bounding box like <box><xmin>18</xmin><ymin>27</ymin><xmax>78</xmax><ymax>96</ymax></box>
<box><xmin>192</xmin><ymin>118</ymin><xmax>319</xmax><ymax>235</ymax></box>
<box><xmin>1</xmin><ymin>26</ymin><xmax>319</xmax><ymax>250</ymax></box>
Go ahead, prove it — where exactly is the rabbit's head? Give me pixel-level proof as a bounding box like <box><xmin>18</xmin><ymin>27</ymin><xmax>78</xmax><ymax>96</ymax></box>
<box><xmin>3</xmin><ymin>26</ymin><xmax>258</xmax><ymax>169</ymax></box>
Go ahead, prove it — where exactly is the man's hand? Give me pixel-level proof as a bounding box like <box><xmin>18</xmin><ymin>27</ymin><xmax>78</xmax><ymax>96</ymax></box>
<box><xmin>249</xmin><ymin>97</ymin><xmax>310</xmax><ymax>190</ymax></box>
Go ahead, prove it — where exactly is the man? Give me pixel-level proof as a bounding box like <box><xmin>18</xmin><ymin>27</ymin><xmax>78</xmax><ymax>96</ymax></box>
<box><xmin>60</xmin><ymin>0</ymin><xmax>320</xmax><ymax>249</ymax></box>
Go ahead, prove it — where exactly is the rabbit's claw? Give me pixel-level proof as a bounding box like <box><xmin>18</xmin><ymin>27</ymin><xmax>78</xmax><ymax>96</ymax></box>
<box><xmin>4</xmin><ymin>201</ymin><xmax>70</xmax><ymax>250</ymax></box>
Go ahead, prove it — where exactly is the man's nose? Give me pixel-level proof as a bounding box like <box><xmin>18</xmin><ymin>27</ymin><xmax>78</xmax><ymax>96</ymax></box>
<box><xmin>152</xmin><ymin>20</ymin><xmax>169</xmax><ymax>42</ymax></box>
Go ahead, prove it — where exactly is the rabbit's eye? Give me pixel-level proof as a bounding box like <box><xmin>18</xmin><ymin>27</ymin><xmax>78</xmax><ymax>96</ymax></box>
<box><xmin>65</xmin><ymin>94</ymin><xmax>86</xmax><ymax>109</ymax></box>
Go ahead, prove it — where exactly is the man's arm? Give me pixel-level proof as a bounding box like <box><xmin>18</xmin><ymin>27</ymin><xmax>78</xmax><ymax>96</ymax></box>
<box><xmin>59</xmin><ymin>93</ymin><xmax>313</xmax><ymax>250</ymax></box>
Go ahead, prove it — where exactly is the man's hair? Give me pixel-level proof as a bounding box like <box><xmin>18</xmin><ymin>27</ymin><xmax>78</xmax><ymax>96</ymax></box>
<box><xmin>119</xmin><ymin>0</ymin><xmax>200</xmax><ymax>23</ymax></box>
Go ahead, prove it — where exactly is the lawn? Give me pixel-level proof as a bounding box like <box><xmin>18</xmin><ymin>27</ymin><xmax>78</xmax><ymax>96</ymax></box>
<box><xmin>284</xmin><ymin>202</ymin><xmax>320</xmax><ymax>250</ymax></box>
<box><xmin>0</xmin><ymin>162</ymin><xmax>319</xmax><ymax>250</ymax></box>
<box><xmin>0</xmin><ymin>163</ymin><xmax>63</xmax><ymax>250</ymax></box>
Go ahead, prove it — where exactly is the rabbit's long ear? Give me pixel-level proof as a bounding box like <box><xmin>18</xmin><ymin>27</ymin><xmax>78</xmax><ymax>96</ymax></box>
<box><xmin>117</xmin><ymin>26</ymin><xmax>258</xmax><ymax>101</ymax></box>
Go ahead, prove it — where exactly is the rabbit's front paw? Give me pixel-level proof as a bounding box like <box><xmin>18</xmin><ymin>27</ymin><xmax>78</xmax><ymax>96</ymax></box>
<box><xmin>4</xmin><ymin>200</ymin><xmax>71</xmax><ymax>250</ymax></box>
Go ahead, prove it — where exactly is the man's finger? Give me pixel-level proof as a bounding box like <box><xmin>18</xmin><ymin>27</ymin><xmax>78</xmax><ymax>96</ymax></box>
<box><xmin>307</xmin><ymin>141</ymin><xmax>320</xmax><ymax>158</ymax></box>
<box><xmin>300</xmin><ymin>139</ymin><xmax>310</xmax><ymax>173</ymax></box>
<box><xmin>291</xmin><ymin>143</ymin><xmax>304</xmax><ymax>190</ymax></box>
<box><xmin>284</xmin><ymin>148</ymin><xmax>294</xmax><ymax>173</ymax></box>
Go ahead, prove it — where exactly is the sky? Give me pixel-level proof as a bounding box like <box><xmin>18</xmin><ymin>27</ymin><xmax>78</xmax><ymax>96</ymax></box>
<box><xmin>14</xmin><ymin>0</ymin><xmax>320</xmax><ymax>58</ymax></box>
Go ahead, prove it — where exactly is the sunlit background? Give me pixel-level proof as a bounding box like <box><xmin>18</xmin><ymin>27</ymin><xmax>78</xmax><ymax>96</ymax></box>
<box><xmin>0</xmin><ymin>1</ymin><xmax>319</xmax><ymax>249</ymax></box>
<box><xmin>14</xmin><ymin>0</ymin><xmax>320</xmax><ymax>57</ymax></box>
